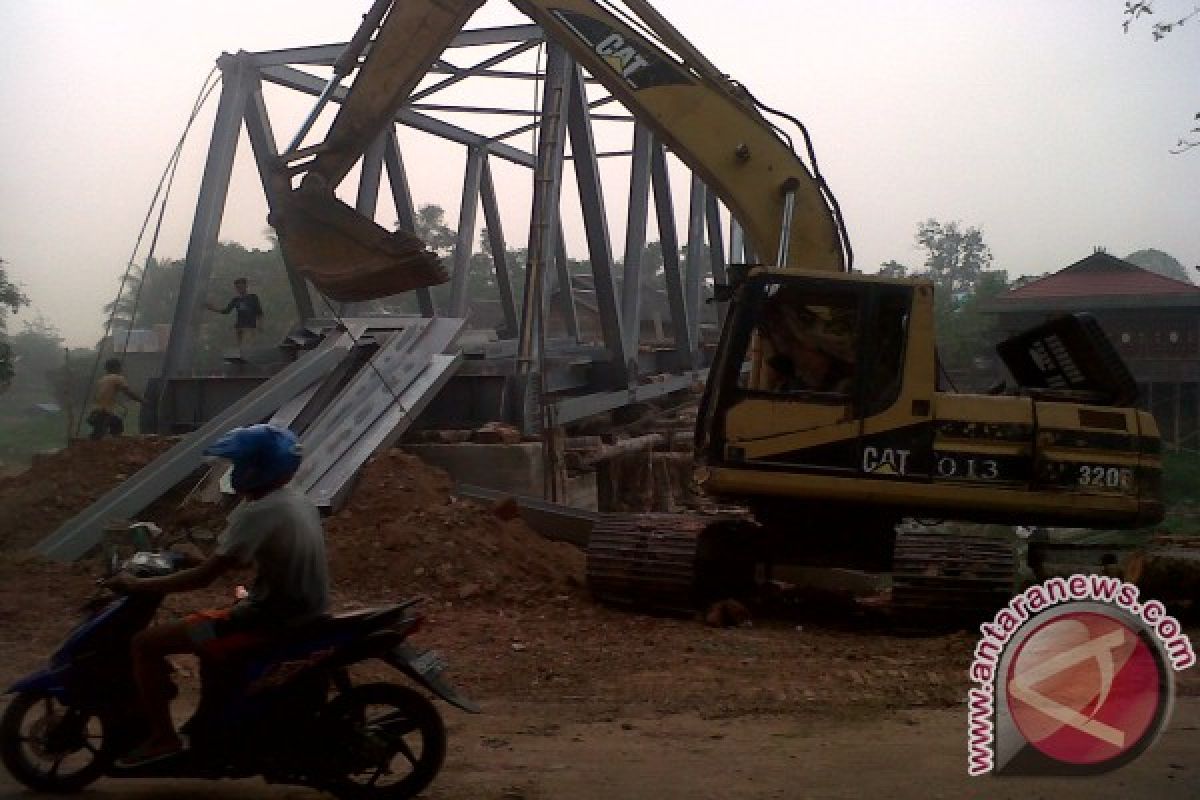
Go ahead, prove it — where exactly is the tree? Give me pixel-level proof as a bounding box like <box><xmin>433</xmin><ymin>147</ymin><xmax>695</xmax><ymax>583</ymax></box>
<box><xmin>878</xmin><ymin>259</ymin><xmax>909</xmax><ymax>278</ymax></box>
<box><xmin>0</xmin><ymin>257</ymin><xmax>30</xmax><ymax>391</ymax></box>
<box><xmin>1123</xmin><ymin>1</ymin><xmax>1200</xmax><ymax>152</ymax></box>
<box><xmin>1124</xmin><ymin>247</ymin><xmax>1193</xmax><ymax>283</ymax></box>
<box><xmin>409</xmin><ymin>204</ymin><xmax>457</xmax><ymax>254</ymax></box>
<box><xmin>915</xmin><ymin>219</ymin><xmax>994</xmax><ymax>308</ymax></box>
<box><xmin>881</xmin><ymin>220</ymin><xmax>1008</xmax><ymax>379</ymax></box>
<box><xmin>102</xmin><ymin>242</ymin><xmax>305</xmax><ymax>369</ymax></box>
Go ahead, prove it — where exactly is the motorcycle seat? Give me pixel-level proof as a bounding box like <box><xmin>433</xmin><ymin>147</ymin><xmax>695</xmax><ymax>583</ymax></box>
<box><xmin>200</xmin><ymin>600</ymin><xmax>420</xmax><ymax>661</ymax></box>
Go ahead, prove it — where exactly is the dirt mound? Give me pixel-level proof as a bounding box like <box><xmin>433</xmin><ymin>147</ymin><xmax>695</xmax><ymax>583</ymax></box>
<box><xmin>0</xmin><ymin>436</ymin><xmax>176</xmax><ymax>551</ymax></box>
<box><xmin>325</xmin><ymin>451</ymin><xmax>584</xmax><ymax>605</ymax></box>
<box><xmin>0</xmin><ymin>440</ymin><xmax>583</xmax><ymax>606</ymax></box>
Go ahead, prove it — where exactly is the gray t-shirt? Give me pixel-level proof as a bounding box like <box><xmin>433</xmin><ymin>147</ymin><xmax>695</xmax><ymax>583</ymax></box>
<box><xmin>216</xmin><ymin>486</ymin><xmax>330</xmax><ymax>622</ymax></box>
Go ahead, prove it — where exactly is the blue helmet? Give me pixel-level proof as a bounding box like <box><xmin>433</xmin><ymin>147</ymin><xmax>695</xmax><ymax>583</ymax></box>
<box><xmin>204</xmin><ymin>424</ymin><xmax>303</xmax><ymax>493</ymax></box>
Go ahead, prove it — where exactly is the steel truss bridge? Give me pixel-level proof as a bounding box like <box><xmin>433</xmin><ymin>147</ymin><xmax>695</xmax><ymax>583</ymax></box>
<box><xmin>151</xmin><ymin>22</ymin><xmax>751</xmax><ymax>435</ymax></box>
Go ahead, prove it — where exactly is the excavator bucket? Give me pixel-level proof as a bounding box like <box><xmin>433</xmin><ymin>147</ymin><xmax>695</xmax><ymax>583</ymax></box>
<box><xmin>270</xmin><ymin>186</ymin><xmax>447</xmax><ymax>303</ymax></box>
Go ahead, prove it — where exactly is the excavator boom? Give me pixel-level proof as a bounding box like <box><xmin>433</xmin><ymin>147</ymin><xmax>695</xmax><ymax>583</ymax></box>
<box><xmin>270</xmin><ymin>0</ymin><xmax>847</xmax><ymax>303</ymax></box>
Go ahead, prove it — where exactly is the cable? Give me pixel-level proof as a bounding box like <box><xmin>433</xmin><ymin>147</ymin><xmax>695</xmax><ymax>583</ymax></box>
<box><xmin>120</xmin><ymin>74</ymin><xmax>221</xmax><ymax>356</ymax></box>
<box><xmin>77</xmin><ymin>67</ymin><xmax>221</xmax><ymax>437</ymax></box>
<box><xmin>316</xmin><ymin>292</ymin><xmax>408</xmax><ymax>409</ymax></box>
<box><xmin>731</xmin><ymin>82</ymin><xmax>856</xmax><ymax>274</ymax></box>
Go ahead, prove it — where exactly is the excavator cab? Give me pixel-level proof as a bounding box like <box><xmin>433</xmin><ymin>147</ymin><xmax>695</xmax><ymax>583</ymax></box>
<box><xmin>695</xmin><ymin>268</ymin><xmax>1163</xmax><ymax>531</ymax></box>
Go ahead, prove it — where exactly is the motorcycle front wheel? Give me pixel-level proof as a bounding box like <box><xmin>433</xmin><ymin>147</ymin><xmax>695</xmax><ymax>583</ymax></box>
<box><xmin>0</xmin><ymin>692</ymin><xmax>113</xmax><ymax>793</ymax></box>
<box><xmin>323</xmin><ymin>683</ymin><xmax>447</xmax><ymax>800</ymax></box>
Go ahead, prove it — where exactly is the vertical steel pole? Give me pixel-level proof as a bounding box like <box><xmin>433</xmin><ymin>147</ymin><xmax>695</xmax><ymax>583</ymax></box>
<box><xmin>339</xmin><ymin>130</ymin><xmax>387</xmax><ymax>317</ymax></box>
<box><xmin>383</xmin><ymin>128</ymin><xmax>435</xmax><ymax>317</ymax></box>
<box><xmin>159</xmin><ymin>53</ymin><xmax>250</xmax><ymax>381</ymax></box>
<box><xmin>242</xmin><ymin>68</ymin><xmax>314</xmax><ymax>321</ymax></box>
<box><xmin>553</xmin><ymin>219</ymin><xmax>580</xmax><ymax>342</ymax></box>
<box><xmin>479</xmin><ymin>156</ymin><xmax>518</xmax><ymax>337</ymax></box>
<box><xmin>516</xmin><ymin>42</ymin><xmax>570</xmax><ymax>388</ymax></box>
<box><xmin>650</xmin><ymin>144</ymin><xmax>693</xmax><ymax>369</ymax></box>
<box><xmin>566</xmin><ymin>63</ymin><xmax>625</xmax><ymax>378</ymax></box>
<box><xmin>449</xmin><ymin>146</ymin><xmax>485</xmax><ymax>317</ymax></box>
<box><xmin>685</xmin><ymin>174</ymin><xmax>706</xmax><ymax>367</ymax></box>
<box><xmin>620</xmin><ymin>123</ymin><xmax>653</xmax><ymax>379</ymax></box>
<box><xmin>706</xmin><ymin>190</ymin><xmax>729</xmax><ymax>325</ymax></box>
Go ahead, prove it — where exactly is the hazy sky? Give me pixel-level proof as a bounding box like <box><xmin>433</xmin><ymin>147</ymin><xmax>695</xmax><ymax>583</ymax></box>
<box><xmin>2</xmin><ymin>0</ymin><xmax>1198</xmax><ymax>346</ymax></box>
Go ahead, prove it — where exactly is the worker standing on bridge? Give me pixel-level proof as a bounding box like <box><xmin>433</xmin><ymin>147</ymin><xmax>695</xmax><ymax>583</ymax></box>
<box><xmin>205</xmin><ymin>277</ymin><xmax>263</xmax><ymax>356</ymax></box>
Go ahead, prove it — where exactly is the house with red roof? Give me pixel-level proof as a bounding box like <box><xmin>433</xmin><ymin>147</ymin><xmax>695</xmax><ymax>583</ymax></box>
<box><xmin>986</xmin><ymin>250</ymin><xmax>1200</xmax><ymax>448</ymax></box>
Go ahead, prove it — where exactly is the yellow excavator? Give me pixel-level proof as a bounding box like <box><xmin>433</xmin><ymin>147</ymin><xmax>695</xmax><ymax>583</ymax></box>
<box><xmin>270</xmin><ymin>0</ymin><xmax>1163</xmax><ymax>622</ymax></box>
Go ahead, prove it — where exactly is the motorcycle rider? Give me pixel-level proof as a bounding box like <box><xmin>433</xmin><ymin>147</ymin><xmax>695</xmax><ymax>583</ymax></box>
<box><xmin>104</xmin><ymin>424</ymin><xmax>329</xmax><ymax>767</ymax></box>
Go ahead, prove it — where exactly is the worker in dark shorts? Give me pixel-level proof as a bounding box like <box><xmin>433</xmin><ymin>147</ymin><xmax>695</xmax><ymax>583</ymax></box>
<box><xmin>104</xmin><ymin>424</ymin><xmax>328</xmax><ymax>767</ymax></box>
<box><xmin>87</xmin><ymin>358</ymin><xmax>145</xmax><ymax>439</ymax></box>
<box><xmin>205</xmin><ymin>277</ymin><xmax>263</xmax><ymax>356</ymax></box>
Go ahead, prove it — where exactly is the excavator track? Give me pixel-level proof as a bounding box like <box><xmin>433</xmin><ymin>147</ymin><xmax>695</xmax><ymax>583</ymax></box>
<box><xmin>587</xmin><ymin>514</ymin><xmax>707</xmax><ymax>615</ymax></box>
<box><xmin>890</xmin><ymin>527</ymin><xmax>1017</xmax><ymax>628</ymax></box>
<box><xmin>587</xmin><ymin>513</ymin><xmax>760</xmax><ymax>615</ymax></box>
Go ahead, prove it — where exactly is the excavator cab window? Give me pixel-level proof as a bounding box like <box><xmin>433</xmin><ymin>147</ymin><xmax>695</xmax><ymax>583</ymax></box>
<box><xmin>753</xmin><ymin>286</ymin><xmax>859</xmax><ymax>397</ymax></box>
<box><xmin>732</xmin><ymin>278</ymin><xmax>911</xmax><ymax>417</ymax></box>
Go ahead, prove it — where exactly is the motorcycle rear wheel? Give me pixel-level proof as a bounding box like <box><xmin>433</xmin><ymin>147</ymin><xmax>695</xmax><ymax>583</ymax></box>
<box><xmin>324</xmin><ymin>683</ymin><xmax>447</xmax><ymax>800</ymax></box>
<box><xmin>0</xmin><ymin>692</ymin><xmax>113</xmax><ymax>793</ymax></box>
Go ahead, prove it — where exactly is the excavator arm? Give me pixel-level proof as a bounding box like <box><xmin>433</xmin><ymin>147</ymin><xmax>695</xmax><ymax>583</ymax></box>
<box><xmin>271</xmin><ymin>0</ymin><xmax>848</xmax><ymax>303</ymax></box>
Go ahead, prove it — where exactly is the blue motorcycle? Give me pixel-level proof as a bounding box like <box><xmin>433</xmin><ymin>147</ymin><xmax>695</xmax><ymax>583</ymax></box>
<box><xmin>0</xmin><ymin>551</ymin><xmax>478</xmax><ymax>798</ymax></box>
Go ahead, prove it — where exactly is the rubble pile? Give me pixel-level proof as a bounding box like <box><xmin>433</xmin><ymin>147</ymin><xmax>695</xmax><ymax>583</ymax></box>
<box><xmin>324</xmin><ymin>450</ymin><xmax>584</xmax><ymax>605</ymax></box>
<box><xmin>0</xmin><ymin>436</ymin><xmax>176</xmax><ymax>551</ymax></box>
<box><xmin>0</xmin><ymin>438</ymin><xmax>584</xmax><ymax>608</ymax></box>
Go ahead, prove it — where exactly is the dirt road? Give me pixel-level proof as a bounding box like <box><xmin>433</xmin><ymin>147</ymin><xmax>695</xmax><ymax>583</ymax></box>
<box><xmin>2</xmin><ymin>698</ymin><xmax>1197</xmax><ymax>799</ymax></box>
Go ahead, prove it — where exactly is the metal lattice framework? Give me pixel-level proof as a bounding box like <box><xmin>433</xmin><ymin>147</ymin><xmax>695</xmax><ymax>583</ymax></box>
<box><xmin>157</xmin><ymin>23</ymin><xmax>749</xmax><ymax>431</ymax></box>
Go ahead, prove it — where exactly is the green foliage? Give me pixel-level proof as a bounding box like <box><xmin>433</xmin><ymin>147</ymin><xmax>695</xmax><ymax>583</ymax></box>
<box><xmin>0</xmin><ymin>412</ymin><xmax>69</xmax><ymax>468</ymax></box>
<box><xmin>1158</xmin><ymin>450</ymin><xmax>1200</xmax><ymax>535</ymax></box>
<box><xmin>880</xmin><ymin>220</ymin><xmax>1008</xmax><ymax>375</ymax></box>
<box><xmin>106</xmin><ymin>242</ymin><xmax>306</xmax><ymax>369</ymax></box>
<box><xmin>1162</xmin><ymin>450</ymin><xmax>1200</xmax><ymax>508</ymax></box>
<box><xmin>0</xmin><ymin>256</ymin><xmax>31</xmax><ymax>390</ymax></box>
<box><xmin>915</xmin><ymin>219</ymin><xmax>994</xmax><ymax>305</ymax></box>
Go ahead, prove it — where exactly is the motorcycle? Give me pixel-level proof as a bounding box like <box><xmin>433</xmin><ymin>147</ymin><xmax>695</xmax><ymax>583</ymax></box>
<box><xmin>0</xmin><ymin>549</ymin><xmax>479</xmax><ymax>799</ymax></box>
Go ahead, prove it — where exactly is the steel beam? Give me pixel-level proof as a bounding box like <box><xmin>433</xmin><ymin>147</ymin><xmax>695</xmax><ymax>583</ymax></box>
<box><xmin>706</xmin><ymin>189</ymin><xmax>729</xmax><ymax>323</ymax></box>
<box><xmin>247</xmin><ymin>25</ymin><xmax>544</xmax><ymax>68</ymax></box>
<box><xmin>552</xmin><ymin>369</ymin><xmax>709</xmax><ymax>424</ymax></box>
<box><xmin>567</xmin><ymin>63</ymin><xmax>625</xmax><ymax>379</ymax></box>
<box><xmin>516</xmin><ymin>41</ymin><xmax>572</xmax><ymax>432</ymax></box>
<box><xmin>410</xmin><ymin>39</ymin><xmax>540</xmax><ymax>102</ymax></box>
<box><xmin>685</xmin><ymin>173</ymin><xmax>706</xmax><ymax>366</ymax></box>
<box><xmin>554</xmin><ymin>220</ymin><xmax>580</xmax><ymax>342</ymax></box>
<box><xmin>730</xmin><ymin>217</ymin><xmax>746</xmax><ymax>264</ymax></box>
<box><xmin>383</xmin><ymin>128</ymin><xmax>435</xmax><ymax>316</ymax></box>
<box><xmin>240</xmin><ymin>70</ymin><xmax>314</xmax><ymax>320</ymax></box>
<box><xmin>160</xmin><ymin>54</ymin><xmax>250</xmax><ymax>379</ymax></box>
<box><xmin>38</xmin><ymin>330</ymin><xmax>361</xmax><ymax>561</ymax></box>
<box><xmin>650</xmin><ymin>144</ymin><xmax>694</xmax><ymax>367</ymax></box>
<box><xmin>450</xmin><ymin>146</ymin><xmax>485</xmax><ymax>317</ymax></box>
<box><xmin>258</xmin><ymin>65</ymin><xmax>535</xmax><ymax>167</ymax></box>
<box><xmin>620</xmin><ymin>123</ymin><xmax>653</xmax><ymax>375</ymax></box>
<box><xmin>479</xmin><ymin>156</ymin><xmax>518</xmax><ymax>336</ymax></box>
<box><xmin>489</xmin><ymin>93</ymin><xmax>617</xmax><ymax>147</ymax></box>
<box><xmin>339</xmin><ymin>130</ymin><xmax>387</xmax><ymax>317</ymax></box>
